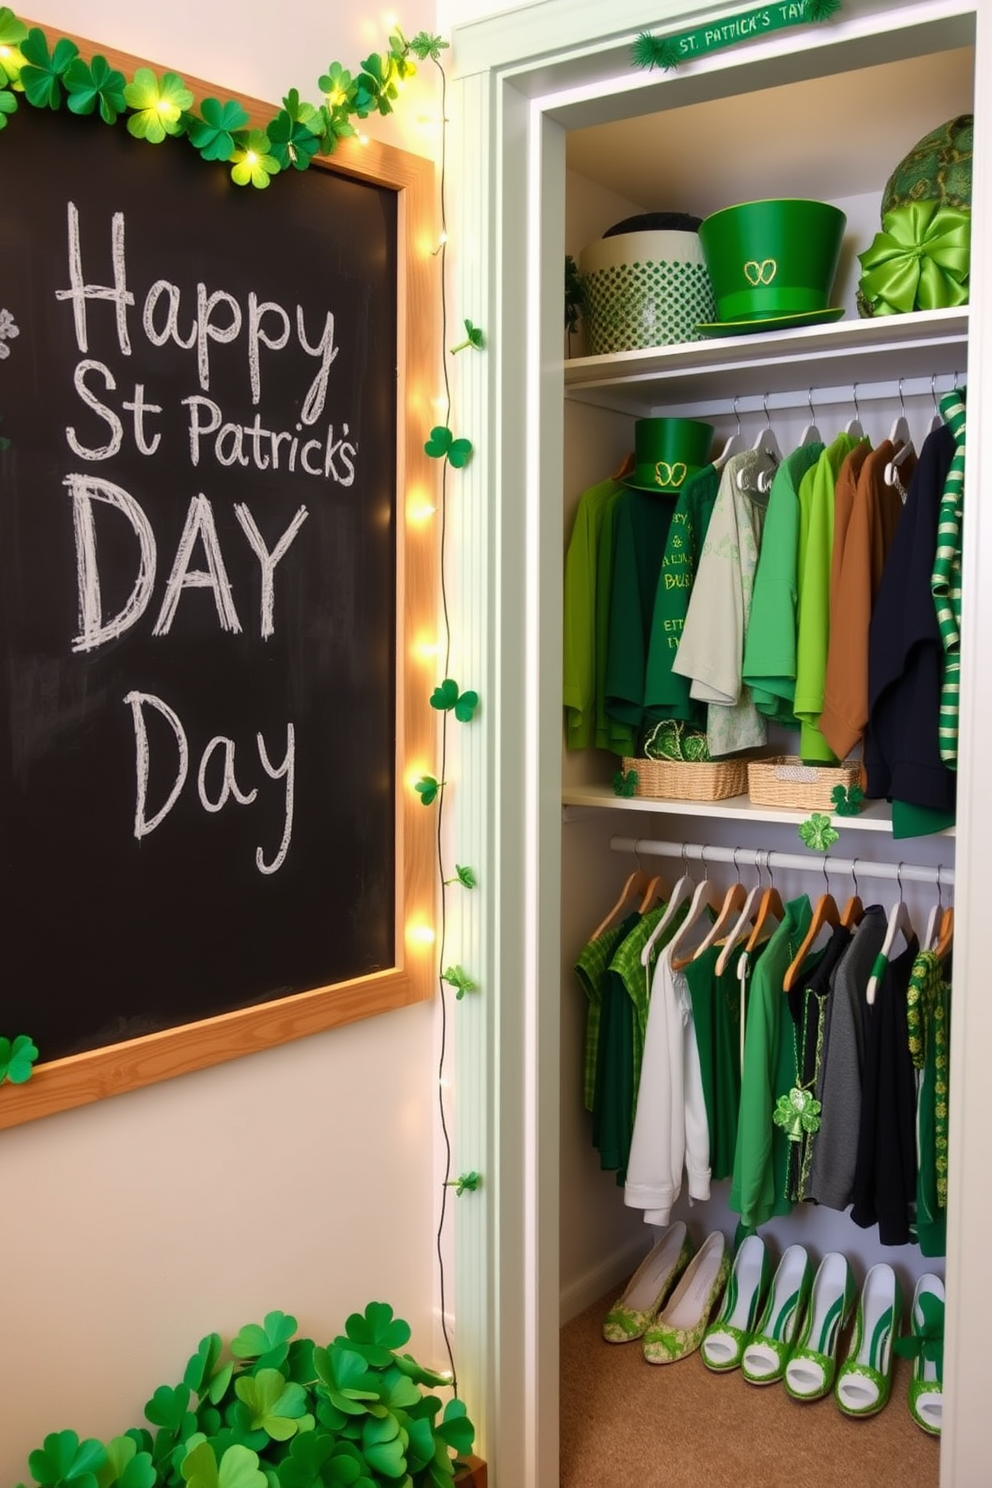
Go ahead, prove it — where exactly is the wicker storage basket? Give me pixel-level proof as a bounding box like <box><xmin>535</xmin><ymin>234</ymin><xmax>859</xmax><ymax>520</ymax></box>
<box><xmin>622</xmin><ymin>754</ymin><xmax>748</xmax><ymax>802</ymax></box>
<box><xmin>747</xmin><ymin>755</ymin><xmax>865</xmax><ymax>812</ymax></box>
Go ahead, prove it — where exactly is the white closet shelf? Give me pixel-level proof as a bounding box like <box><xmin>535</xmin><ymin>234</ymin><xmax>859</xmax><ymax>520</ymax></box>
<box><xmin>561</xmin><ymin>783</ymin><xmax>955</xmax><ymax>836</ymax></box>
<box><xmin>563</xmin><ymin>307</ymin><xmax>968</xmax><ymax>417</ymax></box>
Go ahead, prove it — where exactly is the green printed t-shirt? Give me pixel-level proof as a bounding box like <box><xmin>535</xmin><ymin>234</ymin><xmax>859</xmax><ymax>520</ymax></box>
<box><xmin>594</xmin><ymin>489</ymin><xmax>636</xmax><ymax>756</ymax></box>
<box><xmin>563</xmin><ymin>477</ymin><xmax>625</xmax><ymax>751</ymax></box>
<box><xmin>794</xmin><ymin>435</ymin><xmax>869</xmax><ymax>762</ymax></box>
<box><xmin>742</xmin><ymin>441</ymin><xmax>823</xmax><ymax>722</ymax></box>
<box><xmin>642</xmin><ymin>465</ymin><xmax>720</xmax><ymax>728</ymax></box>
<box><xmin>605</xmin><ymin>485</ymin><xmax>680</xmax><ymax>735</ymax></box>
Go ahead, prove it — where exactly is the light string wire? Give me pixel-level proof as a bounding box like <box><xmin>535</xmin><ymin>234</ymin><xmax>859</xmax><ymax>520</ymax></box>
<box><xmin>429</xmin><ymin>46</ymin><xmax>458</xmax><ymax>1394</ymax></box>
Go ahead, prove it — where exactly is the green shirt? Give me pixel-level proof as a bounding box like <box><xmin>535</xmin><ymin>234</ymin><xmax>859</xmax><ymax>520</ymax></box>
<box><xmin>605</xmin><ymin>485</ymin><xmax>680</xmax><ymax>736</ymax></box>
<box><xmin>563</xmin><ymin>477</ymin><xmax>624</xmax><ymax>751</ymax></box>
<box><xmin>681</xmin><ymin>942</ymin><xmax>745</xmax><ymax>1181</ymax></box>
<box><xmin>743</xmin><ymin>441</ymin><xmax>823</xmax><ymax>722</ymax></box>
<box><xmin>642</xmin><ymin>464</ymin><xmax>720</xmax><ymax>728</ymax></box>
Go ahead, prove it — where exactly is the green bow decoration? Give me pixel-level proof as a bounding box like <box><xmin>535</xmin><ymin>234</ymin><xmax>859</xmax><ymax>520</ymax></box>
<box><xmin>893</xmin><ymin>1291</ymin><xmax>945</xmax><ymax>1380</ymax></box>
<box><xmin>858</xmin><ymin>201</ymin><xmax>971</xmax><ymax>316</ymax></box>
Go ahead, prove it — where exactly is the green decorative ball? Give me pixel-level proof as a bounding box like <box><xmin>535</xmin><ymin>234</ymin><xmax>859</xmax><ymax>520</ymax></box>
<box><xmin>881</xmin><ymin>113</ymin><xmax>973</xmax><ymax>216</ymax></box>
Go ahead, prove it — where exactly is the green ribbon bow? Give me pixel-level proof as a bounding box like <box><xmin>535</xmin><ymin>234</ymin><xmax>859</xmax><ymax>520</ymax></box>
<box><xmin>858</xmin><ymin>201</ymin><xmax>971</xmax><ymax>316</ymax></box>
<box><xmin>893</xmin><ymin>1291</ymin><xmax>945</xmax><ymax>1380</ymax></box>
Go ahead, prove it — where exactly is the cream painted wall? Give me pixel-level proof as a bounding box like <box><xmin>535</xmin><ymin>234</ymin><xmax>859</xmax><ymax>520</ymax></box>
<box><xmin>1</xmin><ymin>2</ymin><xmax>446</xmax><ymax>1480</ymax></box>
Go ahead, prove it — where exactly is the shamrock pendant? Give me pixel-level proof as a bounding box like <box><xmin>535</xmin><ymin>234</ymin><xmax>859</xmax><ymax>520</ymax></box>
<box><xmin>772</xmin><ymin>1087</ymin><xmax>822</xmax><ymax>1142</ymax></box>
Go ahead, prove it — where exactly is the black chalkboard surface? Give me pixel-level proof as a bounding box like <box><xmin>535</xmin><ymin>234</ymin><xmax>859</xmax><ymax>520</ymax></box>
<box><xmin>0</xmin><ymin>103</ymin><xmax>400</xmax><ymax>1062</ymax></box>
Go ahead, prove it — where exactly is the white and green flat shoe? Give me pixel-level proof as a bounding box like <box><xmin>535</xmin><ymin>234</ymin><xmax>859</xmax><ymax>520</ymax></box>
<box><xmin>895</xmin><ymin>1273</ymin><xmax>945</xmax><ymax>1436</ymax></box>
<box><xmin>741</xmin><ymin>1244</ymin><xmax>812</xmax><ymax>1385</ymax></box>
<box><xmin>701</xmin><ymin>1233</ymin><xmax>770</xmax><ymax>1373</ymax></box>
<box><xmin>602</xmin><ymin>1221</ymin><xmax>695</xmax><ymax>1343</ymax></box>
<box><xmin>835</xmin><ymin>1263</ymin><xmax>902</xmax><ymax>1417</ymax></box>
<box><xmin>643</xmin><ymin>1230</ymin><xmax>730</xmax><ymax>1365</ymax></box>
<box><xmin>784</xmin><ymin>1252</ymin><xmax>856</xmax><ymax>1401</ymax></box>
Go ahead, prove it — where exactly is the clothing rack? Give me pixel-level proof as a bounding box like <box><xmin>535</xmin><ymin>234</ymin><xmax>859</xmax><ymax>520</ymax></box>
<box><xmin>609</xmin><ymin>836</ymin><xmax>954</xmax><ymax>888</ymax></box>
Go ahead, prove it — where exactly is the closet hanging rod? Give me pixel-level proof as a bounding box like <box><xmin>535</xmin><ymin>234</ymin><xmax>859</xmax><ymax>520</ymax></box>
<box><xmin>609</xmin><ymin>836</ymin><xmax>954</xmax><ymax>888</ymax></box>
<box><xmin>687</xmin><ymin>373</ymin><xmax>963</xmax><ymax>422</ymax></box>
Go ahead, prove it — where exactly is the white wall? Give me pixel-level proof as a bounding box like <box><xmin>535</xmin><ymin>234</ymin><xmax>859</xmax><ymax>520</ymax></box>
<box><xmin>0</xmin><ymin>2</ymin><xmax>445</xmax><ymax>1480</ymax></box>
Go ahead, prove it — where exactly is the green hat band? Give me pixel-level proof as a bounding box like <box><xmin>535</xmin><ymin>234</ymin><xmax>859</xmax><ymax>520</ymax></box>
<box><xmin>718</xmin><ymin>282</ymin><xmax>831</xmax><ymax>320</ymax></box>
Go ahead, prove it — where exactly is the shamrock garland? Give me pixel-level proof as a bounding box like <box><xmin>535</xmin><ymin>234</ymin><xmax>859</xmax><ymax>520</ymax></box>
<box><xmin>0</xmin><ymin>1033</ymin><xmax>38</xmax><ymax>1085</ymax></box>
<box><xmin>0</xmin><ymin>8</ymin><xmax>445</xmax><ymax>191</ymax></box>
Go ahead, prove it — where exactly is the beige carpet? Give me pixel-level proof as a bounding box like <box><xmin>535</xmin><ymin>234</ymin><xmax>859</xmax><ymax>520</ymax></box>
<box><xmin>560</xmin><ymin>1287</ymin><xmax>939</xmax><ymax>1488</ymax></box>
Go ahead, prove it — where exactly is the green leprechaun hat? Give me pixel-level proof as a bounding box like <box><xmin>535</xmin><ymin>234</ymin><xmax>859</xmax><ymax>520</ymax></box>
<box><xmin>624</xmin><ymin>416</ymin><xmax>714</xmax><ymax>493</ymax></box>
<box><xmin>697</xmin><ymin>198</ymin><xmax>847</xmax><ymax>333</ymax></box>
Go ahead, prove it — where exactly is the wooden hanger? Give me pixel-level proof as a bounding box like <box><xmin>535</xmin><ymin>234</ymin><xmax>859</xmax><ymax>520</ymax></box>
<box><xmin>689</xmin><ymin>849</ymin><xmax>748</xmax><ymax>963</ymax></box>
<box><xmin>638</xmin><ymin>872</ymin><xmax>668</xmax><ymax>915</ymax></box>
<box><xmin>714</xmin><ymin>851</ymin><xmax>769</xmax><ymax>977</ymax></box>
<box><xmin>840</xmin><ymin>856</ymin><xmax>864</xmax><ymax>930</ymax></box>
<box><xmin>783</xmin><ymin>890</ymin><xmax>840</xmax><ymax>991</ymax></box>
<box><xmin>590</xmin><ymin>866</ymin><xmax>649</xmax><ymax>941</ymax></box>
<box><xmin>865</xmin><ymin>865</ymin><xmax>916</xmax><ymax>1004</ymax></box>
<box><xmin>934</xmin><ymin>905</ymin><xmax>954</xmax><ymax>963</ymax></box>
<box><xmin>745</xmin><ymin>882</ymin><xmax>785</xmax><ymax>955</ymax></box>
<box><xmin>612</xmin><ymin>449</ymin><xmax>635</xmax><ymax>482</ymax></box>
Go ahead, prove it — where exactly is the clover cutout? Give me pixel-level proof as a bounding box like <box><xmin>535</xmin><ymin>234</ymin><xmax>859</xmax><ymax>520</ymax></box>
<box><xmin>443</xmin><ymin>864</ymin><xmax>477</xmax><ymax>889</ymax></box>
<box><xmin>424</xmin><ymin>425</ymin><xmax>473</xmax><ymax>468</ymax></box>
<box><xmin>446</xmin><ymin>1171</ymin><xmax>482</xmax><ymax>1196</ymax></box>
<box><xmin>441</xmin><ymin>965</ymin><xmax>478</xmax><ymax>999</ymax></box>
<box><xmin>797</xmin><ymin>812</ymin><xmax>839</xmax><ymax>851</ymax></box>
<box><xmin>414</xmin><ymin>775</ymin><xmax>442</xmax><ymax>806</ymax></box>
<box><xmin>0</xmin><ymin>1033</ymin><xmax>39</xmax><ymax>1085</ymax></box>
<box><xmin>772</xmin><ymin>1087</ymin><xmax>822</xmax><ymax>1142</ymax></box>
<box><xmin>430</xmin><ymin>678</ymin><xmax>479</xmax><ymax>722</ymax></box>
<box><xmin>612</xmin><ymin>768</ymin><xmax>638</xmax><ymax>798</ymax></box>
<box><xmin>831</xmin><ymin>783</ymin><xmax>865</xmax><ymax>817</ymax></box>
<box><xmin>450</xmin><ymin>319</ymin><xmax>485</xmax><ymax>354</ymax></box>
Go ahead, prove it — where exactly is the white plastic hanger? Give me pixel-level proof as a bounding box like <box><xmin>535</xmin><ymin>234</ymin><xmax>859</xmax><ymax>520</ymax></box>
<box><xmin>799</xmin><ymin>387</ymin><xmax>822</xmax><ymax>448</ymax></box>
<box><xmin>640</xmin><ymin>848</ymin><xmax>695</xmax><ymax>970</ymax></box>
<box><xmin>666</xmin><ymin>849</ymin><xmax>724</xmax><ymax>971</ymax></box>
<box><xmin>738</xmin><ymin>392</ymin><xmax>781</xmax><ymax>494</ymax></box>
<box><xmin>884</xmin><ymin>378</ymin><xmax>916</xmax><ymax>488</ymax></box>
<box><xmin>712</xmin><ymin>395</ymin><xmax>746</xmax><ymax>472</ymax></box>
<box><xmin>845</xmin><ymin>381</ymin><xmax>865</xmax><ymax>440</ymax></box>
<box><xmin>866</xmin><ymin>863</ymin><xmax>917</xmax><ymax>1004</ymax></box>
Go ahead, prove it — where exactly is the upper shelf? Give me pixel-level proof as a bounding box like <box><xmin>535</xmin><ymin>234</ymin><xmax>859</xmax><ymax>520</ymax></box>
<box><xmin>562</xmin><ymin>307</ymin><xmax>969</xmax><ymax>417</ymax></box>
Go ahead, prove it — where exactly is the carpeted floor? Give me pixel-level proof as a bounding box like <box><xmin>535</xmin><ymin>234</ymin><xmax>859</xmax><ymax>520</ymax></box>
<box><xmin>560</xmin><ymin>1287</ymin><xmax>939</xmax><ymax>1488</ymax></box>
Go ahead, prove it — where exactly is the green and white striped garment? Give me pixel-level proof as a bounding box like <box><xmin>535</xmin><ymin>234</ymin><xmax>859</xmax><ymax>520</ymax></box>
<box><xmin>932</xmin><ymin>388</ymin><xmax>966</xmax><ymax>768</ymax></box>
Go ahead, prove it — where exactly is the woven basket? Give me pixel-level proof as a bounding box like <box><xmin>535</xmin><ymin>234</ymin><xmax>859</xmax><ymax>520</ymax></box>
<box><xmin>747</xmin><ymin>755</ymin><xmax>865</xmax><ymax>812</ymax></box>
<box><xmin>622</xmin><ymin>755</ymin><xmax>748</xmax><ymax>802</ymax></box>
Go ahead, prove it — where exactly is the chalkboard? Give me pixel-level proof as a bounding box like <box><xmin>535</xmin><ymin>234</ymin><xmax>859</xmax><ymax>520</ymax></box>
<box><xmin>0</xmin><ymin>42</ymin><xmax>438</xmax><ymax>1125</ymax></box>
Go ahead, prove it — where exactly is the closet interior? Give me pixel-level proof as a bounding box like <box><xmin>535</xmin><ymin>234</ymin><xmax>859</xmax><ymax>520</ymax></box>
<box><xmin>556</xmin><ymin>4</ymin><xmax>974</xmax><ymax>1468</ymax></box>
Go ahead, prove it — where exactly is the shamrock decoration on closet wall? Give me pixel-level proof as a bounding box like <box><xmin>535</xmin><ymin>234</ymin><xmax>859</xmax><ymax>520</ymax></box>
<box><xmin>798</xmin><ymin>812</ymin><xmax>840</xmax><ymax>851</ymax></box>
<box><xmin>773</xmin><ymin>1086</ymin><xmax>822</xmax><ymax>1142</ymax></box>
<box><xmin>831</xmin><ymin>782</ymin><xmax>865</xmax><ymax>816</ymax></box>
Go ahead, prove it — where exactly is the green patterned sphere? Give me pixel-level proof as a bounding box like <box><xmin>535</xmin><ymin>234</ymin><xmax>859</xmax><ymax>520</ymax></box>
<box><xmin>881</xmin><ymin>113</ymin><xmax>973</xmax><ymax>215</ymax></box>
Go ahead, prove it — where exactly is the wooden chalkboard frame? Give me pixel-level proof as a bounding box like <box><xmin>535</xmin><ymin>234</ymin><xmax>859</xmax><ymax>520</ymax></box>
<box><xmin>0</xmin><ymin>23</ymin><xmax>439</xmax><ymax>1130</ymax></box>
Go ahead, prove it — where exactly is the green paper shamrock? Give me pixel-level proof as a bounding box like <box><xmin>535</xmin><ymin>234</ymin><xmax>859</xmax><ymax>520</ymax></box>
<box><xmin>798</xmin><ymin>812</ymin><xmax>839</xmax><ymax>851</ymax></box>
<box><xmin>772</xmin><ymin>1087</ymin><xmax>822</xmax><ymax>1142</ymax></box>
<box><xmin>429</xmin><ymin>677</ymin><xmax>479</xmax><ymax>721</ymax></box>
<box><xmin>893</xmin><ymin>1290</ymin><xmax>945</xmax><ymax>1374</ymax></box>
<box><xmin>18</xmin><ymin>27</ymin><xmax>79</xmax><ymax>110</ymax></box>
<box><xmin>831</xmin><ymin>782</ymin><xmax>865</xmax><ymax>816</ymax></box>
<box><xmin>267</xmin><ymin>90</ymin><xmax>322</xmax><ymax>171</ymax></box>
<box><xmin>0</xmin><ymin>7</ymin><xmax>28</xmax><ymax>77</ymax></box>
<box><xmin>0</xmin><ymin>88</ymin><xmax>17</xmax><ymax>128</ymax></box>
<box><xmin>230</xmin><ymin>130</ymin><xmax>280</xmax><ymax>189</ymax></box>
<box><xmin>444</xmin><ymin>864</ymin><xmax>477</xmax><ymax>889</ymax></box>
<box><xmin>441</xmin><ymin>965</ymin><xmax>478</xmax><ymax>999</ymax></box>
<box><xmin>612</xmin><ymin>768</ymin><xmax>638</xmax><ymax>798</ymax></box>
<box><xmin>318</xmin><ymin>61</ymin><xmax>356</xmax><ymax>106</ymax></box>
<box><xmin>414</xmin><ymin>774</ymin><xmax>442</xmax><ymax>806</ymax></box>
<box><xmin>186</xmin><ymin>97</ymin><xmax>250</xmax><ymax>162</ymax></box>
<box><xmin>26</xmin><ymin>1431</ymin><xmax>107</xmax><ymax>1488</ymax></box>
<box><xmin>234</xmin><ymin>1370</ymin><xmax>313</xmax><ymax>1442</ymax></box>
<box><xmin>423</xmin><ymin>425</ymin><xmax>474</xmax><ymax>468</ymax></box>
<box><xmin>0</xmin><ymin>1033</ymin><xmax>39</xmax><ymax>1084</ymax></box>
<box><xmin>123</xmin><ymin>68</ymin><xmax>194</xmax><ymax>142</ymax></box>
<box><xmin>446</xmin><ymin>1171</ymin><xmax>482</xmax><ymax>1196</ymax></box>
<box><xmin>99</xmin><ymin>1436</ymin><xmax>156</xmax><ymax>1488</ymax></box>
<box><xmin>409</xmin><ymin>31</ymin><xmax>450</xmax><ymax>63</ymax></box>
<box><xmin>450</xmin><ymin>319</ymin><xmax>485</xmax><ymax>354</ymax></box>
<box><xmin>180</xmin><ymin>1441</ymin><xmax>266</xmax><ymax>1488</ymax></box>
<box><xmin>64</xmin><ymin>54</ymin><xmax>127</xmax><ymax>124</ymax></box>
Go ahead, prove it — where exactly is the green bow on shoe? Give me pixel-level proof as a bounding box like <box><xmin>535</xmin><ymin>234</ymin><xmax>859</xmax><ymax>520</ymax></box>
<box><xmin>858</xmin><ymin>201</ymin><xmax>971</xmax><ymax>316</ymax></box>
<box><xmin>894</xmin><ymin>1289</ymin><xmax>944</xmax><ymax>1377</ymax></box>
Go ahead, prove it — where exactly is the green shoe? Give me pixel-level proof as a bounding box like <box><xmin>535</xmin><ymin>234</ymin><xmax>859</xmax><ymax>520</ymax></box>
<box><xmin>701</xmin><ymin>1233</ymin><xmax>770</xmax><ymax>1372</ymax></box>
<box><xmin>784</xmin><ymin>1252</ymin><xmax>856</xmax><ymax>1401</ymax></box>
<box><xmin>835</xmin><ymin>1263</ymin><xmax>902</xmax><ymax>1417</ymax></box>
<box><xmin>602</xmin><ymin>1221</ymin><xmax>695</xmax><ymax>1343</ymax></box>
<box><xmin>643</xmin><ymin>1231</ymin><xmax>730</xmax><ymax>1365</ymax></box>
<box><xmin>741</xmin><ymin>1244</ymin><xmax>812</xmax><ymax>1385</ymax></box>
<box><xmin>895</xmin><ymin>1273</ymin><xmax>944</xmax><ymax>1436</ymax></box>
